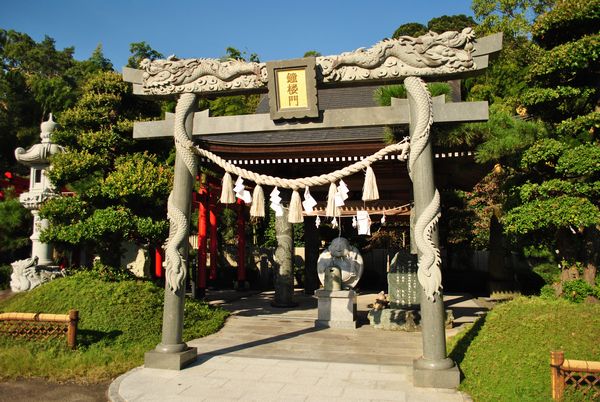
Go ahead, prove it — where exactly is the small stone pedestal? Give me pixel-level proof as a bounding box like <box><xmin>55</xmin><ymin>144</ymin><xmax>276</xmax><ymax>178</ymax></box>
<box><xmin>314</xmin><ymin>289</ymin><xmax>357</xmax><ymax>329</ymax></box>
<box><xmin>145</xmin><ymin>347</ymin><xmax>197</xmax><ymax>370</ymax></box>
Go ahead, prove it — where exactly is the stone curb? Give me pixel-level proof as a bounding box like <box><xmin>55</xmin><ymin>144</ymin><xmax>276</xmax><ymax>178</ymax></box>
<box><xmin>108</xmin><ymin>366</ymin><xmax>142</xmax><ymax>402</ymax></box>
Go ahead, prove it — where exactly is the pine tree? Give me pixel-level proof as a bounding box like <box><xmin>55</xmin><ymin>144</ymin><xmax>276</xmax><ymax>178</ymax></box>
<box><xmin>40</xmin><ymin>71</ymin><xmax>172</xmax><ymax>268</ymax></box>
<box><xmin>503</xmin><ymin>0</ymin><xmax>600</xmax><ymax>288</ymax></box>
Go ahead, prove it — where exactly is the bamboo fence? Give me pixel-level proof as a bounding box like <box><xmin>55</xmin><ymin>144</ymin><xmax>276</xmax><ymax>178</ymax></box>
<box><xmin>551</xmin><ymin>350</ymin><xmax>600</xmax><ymax>400</ymax></box>
<box><xmin>0</xmin><ymin>310</ymin><xmax>79</xmax><ymax>349</ymax></box>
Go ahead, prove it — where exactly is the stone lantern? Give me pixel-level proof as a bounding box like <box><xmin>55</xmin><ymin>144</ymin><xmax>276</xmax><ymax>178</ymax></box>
<box><xmin>10</xmin><ymin>114</ymin><xmax>64</xmax><ymax>292</ymax></box>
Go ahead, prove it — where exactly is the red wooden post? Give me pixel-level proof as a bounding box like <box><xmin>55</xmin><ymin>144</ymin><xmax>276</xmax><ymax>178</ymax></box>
<box><xmin>237</xmin><ymin>198</ymin><xmax>246</xmax><ymax>284</ymax></box>
<box><xmin>197</xmin><ymin>186</ymin><xmax>208</xmax><ymax>291</ymax></box>
<box><xmin>208</xmin><ymin>190</ymin><xmax>218</xmax><ymax>281</ymax></box>
<box><xmin>154</xmin><ymin>246</ymin><xmax>163</xmax><ymax>278</ymax></box>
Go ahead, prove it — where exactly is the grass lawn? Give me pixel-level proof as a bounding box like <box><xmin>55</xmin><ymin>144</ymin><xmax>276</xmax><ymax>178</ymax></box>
<box><xmin>0</xmin><ymin>271</ymin><xmax>228</xmax><ymax>382</ymax></box>
<box><xmin>448</xmin><ymin>297</ymin><xmax>600</xmax><ymax>402</ymax></box>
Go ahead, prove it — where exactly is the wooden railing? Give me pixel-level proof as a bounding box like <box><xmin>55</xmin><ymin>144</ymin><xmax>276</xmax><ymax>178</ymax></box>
<box><xmin>551</xmin><ymin>351</ymin><xmax>600</xmax><ymax>400</ymax></box>
<box><xmin>0</xmin><ymin>310</ymin><xmax>79</xmax><ymax>349</ymax></box>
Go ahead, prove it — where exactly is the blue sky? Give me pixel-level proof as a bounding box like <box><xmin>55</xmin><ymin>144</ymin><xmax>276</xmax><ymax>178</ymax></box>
<box><xmin>1</xmin><ymin>0</ymin><xmax>475</xmax><ymax>69</ymax></box>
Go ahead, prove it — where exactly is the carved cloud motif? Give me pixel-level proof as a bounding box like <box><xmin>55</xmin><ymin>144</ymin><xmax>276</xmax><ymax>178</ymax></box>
<box><xmin>141</xmin><ymin>56</ymin><xmax>267</xmax><ymax>95</ymax></box>
<box><xmin>139</xmin><ymin>28</ymin><xmax>477</xmax><ymax>95</ymax></box>
<box><xmin>318</xmin><ymin>28</ymin><xmax>476</xmax><ymax>82</ymax></box>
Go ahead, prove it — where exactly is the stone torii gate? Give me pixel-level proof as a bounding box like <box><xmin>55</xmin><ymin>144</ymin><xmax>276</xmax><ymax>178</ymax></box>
<box><xmin>123</xmin><ymin>28</ymin><xmax>501</xmax><ymax>388</ymax></box>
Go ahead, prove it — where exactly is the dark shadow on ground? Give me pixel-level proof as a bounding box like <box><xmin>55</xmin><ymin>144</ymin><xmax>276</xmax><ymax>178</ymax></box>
<box><xmin>78</xmin><ymin>329</ymin><xmax>123</xmax><ymax>347</ymax></box>
<box><xmin>444</xmin><ymin>294</ymin><xmax>488</xmax><ymax>324</ymax></box>
<box><xmin>191</xmin><ymin>325</ymin><xmax>326</xmax><ymax>364</ymax></box>
<box><xmin>448</xmin><ymin>315</ymin><xmax>486</xmax><ymax>365</ymax></box>
<box><xmin>219</xmin><ymin>290</ymin><xmax>318</xmax><ymax>317</ymax></box>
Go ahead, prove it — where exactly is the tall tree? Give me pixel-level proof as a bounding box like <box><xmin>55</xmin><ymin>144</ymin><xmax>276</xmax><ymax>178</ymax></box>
<box><xmin>392</xmin><ymin>22</ymin><xmax>428</xmax><ymax>38</ymax></box>
<box><xmin>0</xmin><ymin>188</ymin><xmax>31</xmax><ymax>265</ymax></box>
<box><xmin>427</xmin><ymin>14</ymin><xmax>476</xmax><ymax>32</ymax></box>
<box><xmin>0</xmin><ymin>30</ymin><xmax>113</xmax><ymax>172</ymax></box>
<box><xmin>40</xmin><ymin>71</ymin><xmax>171</xmax><ymax>268</ymax></box>
<box><xmin>127</xmin><ymin>41</ymin><xmax>164</xmax><ymax>69</ymax></box>
<box><xmin>502</xmin><ymin>0</ymin><xmax>600</xmax><ymax>287</ymax></box>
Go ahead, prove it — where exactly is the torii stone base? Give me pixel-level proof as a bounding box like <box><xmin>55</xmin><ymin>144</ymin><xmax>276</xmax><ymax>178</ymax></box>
<box><xmin>413</xmin><ymin>364</ymin><xmax>460</xmax><ymax>389</ymax></box>
<box><xmin>145</xmin><ymin>347</ymin><xmax>197</xmax><ymax>370</ymax></box>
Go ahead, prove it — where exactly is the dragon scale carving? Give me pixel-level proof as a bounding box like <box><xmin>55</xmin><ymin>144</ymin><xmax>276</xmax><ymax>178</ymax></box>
<box><xmin>164</xmin><ymin>93</ymin><xmax>197</xmax><ymax>293</ymax></box>
<box><xmin>404</xmin><ymin>76</ymin><xmax>443</xmax><ymax>301</ymax></box>
<box><xmin>141</xmin><ymin>56</ymin><xmax>267</xmax><ymax>95</ymax></box>
<box><xmin>139</xmin><ymin>29</ymin><xmax>476</xmax><ymax>95</ymax></box>
<box><xmin>319</xmin><ymin>28</ymin><xmax>475</xmax><ymax>82</ymax></box>
<box><xmin>165</xmin><ymin>192</ymin><xmax>188</xmax><ymax>293</ymax></box>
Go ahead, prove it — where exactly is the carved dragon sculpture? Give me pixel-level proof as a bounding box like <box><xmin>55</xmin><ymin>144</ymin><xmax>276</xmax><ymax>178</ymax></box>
<box><xmin>319</xmin><ymin>28</ymin><xmax>475</xmax><ymax>81</ymax></box>
<box><xmin>138</xmin><ymin>29</ymin><xmax>476</xmax><ymax>95</ymax></box>
<box><xmin>141</xmin><ymin>56</ymin><xmax>267</xmax><ymax>95</ymax></box>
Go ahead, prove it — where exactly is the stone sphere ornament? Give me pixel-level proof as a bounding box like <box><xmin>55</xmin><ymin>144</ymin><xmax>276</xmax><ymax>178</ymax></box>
<box><xmin>317</xmin><ymin>237</ymin><xmax>364</xmax><ymax>289</ymax></box>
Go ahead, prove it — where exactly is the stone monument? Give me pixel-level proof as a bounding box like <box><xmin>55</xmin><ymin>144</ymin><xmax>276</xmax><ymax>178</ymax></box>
<box><xmin>388</xmin><ymin>250</ymin><xmax>419</xmax><ymax>308</ymax></box>
<box><xmin>315</xmin><ymin>237</ymin><xmax>363</xmax><ymax>329</ymax></box>
<box><xmin>368</xmin><ymin>250</ymin><xmax>422</xmax><ymax>331</ymax></box>
<box><xmin>11</xmin><ymin>115</ymin><xmax>64</xmax><ymax>292</ymax></box>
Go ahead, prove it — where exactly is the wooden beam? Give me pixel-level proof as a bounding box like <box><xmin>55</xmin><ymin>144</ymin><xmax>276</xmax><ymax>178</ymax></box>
<box><xmin>133</xmin><ymin>98</ymin><xmax>488</xmax><ymax>139</ymax></box>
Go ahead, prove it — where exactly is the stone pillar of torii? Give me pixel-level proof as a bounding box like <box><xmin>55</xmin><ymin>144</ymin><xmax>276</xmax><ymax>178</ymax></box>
<box><xmin>124</xmin><ymin>29</ymin><xmax>502</xmax><ymax>388</ymax></box>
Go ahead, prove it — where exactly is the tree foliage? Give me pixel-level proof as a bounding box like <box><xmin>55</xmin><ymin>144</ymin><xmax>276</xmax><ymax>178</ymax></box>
<box><xmin>0</xmin><ymin>189</ymin><xmax>31</xmax><ymax>265</ymax></box>
<box><xmin>427</xmin><ymin>14</ymin><xmax>476</xmax><ymax>32</ymax></box>
<box><xmin>0</xmin><ymin>30</ymin><xmax>113</xmax><ymax>172</ymax></box>
<box><xmin>40</xmin><ymin>71</ymin><xmax>171</xmax><ymax>267</ymax></box>
<box><xmin>477</xmin><ymin>0</ymin><xmax>600</xmax><ymax>286</ymax></box>
<box><xmin>392</xmin><ymin>23</ymin><xmax>428</xmax><ymax>38</ymax></box>
<box><xmin>127</xmin><ymin>41</ymin><xmax>163</xmax><ymax>69</ymax></box>
<box><xmin>472</xmin><ymin>0</ymin><xmax>554</xmax><ymax>40</ymax></box>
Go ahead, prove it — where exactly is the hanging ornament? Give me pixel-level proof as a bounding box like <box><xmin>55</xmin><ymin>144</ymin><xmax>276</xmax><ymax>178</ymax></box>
<box><xmin>233</xmin><ymin>176</ymin><xmax>252</xmax><ymax>204</ymax></box>
<box><xmin>233</xmin><ymin>176</ymin><xmax>244</xmax><ymax>195</ymax></box>
<box><xmin>302</xmin><ymin>187</ymin><xmax>317</xmax><ymax>213</ymax></box>
<box><xmin>356</xmin><ymin>210</ymin><xmax>371</xmax><ymax>235</ymax></box>
<box><xmin>269</xmin><ymin>187</ymin><xmax>283</xmax><ymax>217</ymax></box>
<box><xmin>352</xmin><ymin>215</ymin><xmax>357</xmax><ymax>228</ymax></box>
<box><xmin>331</xmin><ymin>217</ymin><xmax>338</xmax><ymax>228</ymax></box>
<box><xmin>220</xmin><ymin>172</ymin><xmax>235</xmax><ymax>204</ymax></box>
<box><xmin>362</xmin><ymin>165</ymin><xmax>380</xmax><ymax>201</ymax></box>
<box><xmin>325</xmin><ymin>182</ymin><xmax>337</xmax><ymax>217</ymax></box>
<box><xmin>336</xmin><ymin>180</ymin><xmax>350</xmax><ymax>207</ymax></box>
<box><xmin>315</xmin><ymin>215</ymin><xmax>321</xmax><ymax>228</ymax></box>
<box><xmin>288</xmin><ymin>189</ymin><xmax>303</xmax><ymax>223</ymax></box>
<box><xmin>380</xmin><ymin>214</ymin><xmax>386</xmax><ymax>225</ymax></box>
<box><xmin>250</xmin><ymin>185</ymin><xmax>265</xmax><ymax>218</ymax></box>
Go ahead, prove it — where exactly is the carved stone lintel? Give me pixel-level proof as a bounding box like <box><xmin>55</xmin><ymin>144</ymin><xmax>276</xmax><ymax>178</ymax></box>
<box><xmin>141</xmin><ymin>56</ymin><xmax>267</xmax><ymax>96</ymax></box>
<box><xmin>137</xmin><ymin>29</ymin><xmax>480</xmax><ymax>96</ymax></box>
<box><xmin>318</xmin><ymin>28</ymin><xmax>476</xmax><ymax>83</ymax></box>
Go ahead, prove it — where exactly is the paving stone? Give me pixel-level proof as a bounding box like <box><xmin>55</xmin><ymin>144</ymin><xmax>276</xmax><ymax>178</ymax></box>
<box><xmin>110</xmin><ymin>290</ymin><xmax>486</xmax><ymax>402</ymax></box>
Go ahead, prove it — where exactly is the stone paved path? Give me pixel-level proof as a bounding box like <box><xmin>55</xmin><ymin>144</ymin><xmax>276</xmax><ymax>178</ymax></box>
<box><xmin>110</xmin><ymin>290</ymin><xmax>484</xmax><ymax>401</ymax></box>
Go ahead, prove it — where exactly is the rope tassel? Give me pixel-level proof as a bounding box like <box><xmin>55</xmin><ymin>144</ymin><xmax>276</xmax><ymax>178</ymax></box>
<box><xmin>288</xmin><ymin>189</ymin><xmax>304</xmax><ymax>223</ymax></box>
<box><xmin>326</xmin><ymin>182</ymin><xmax>337</xmax><ymax>217</ymax></box>
<box><xmin>250</xmin><ymin>185</ymin><xmax>265</xmax><ymax>218</ymax></box>
<box><xmin>220</xmin><ymin>172</ymin><xmax>235</xmax><ymax>204</ymax></box>
<box><xmin>362</xmin><ymin>165</ymin><xmax>380</xmax><ymax>201</ymax></box>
